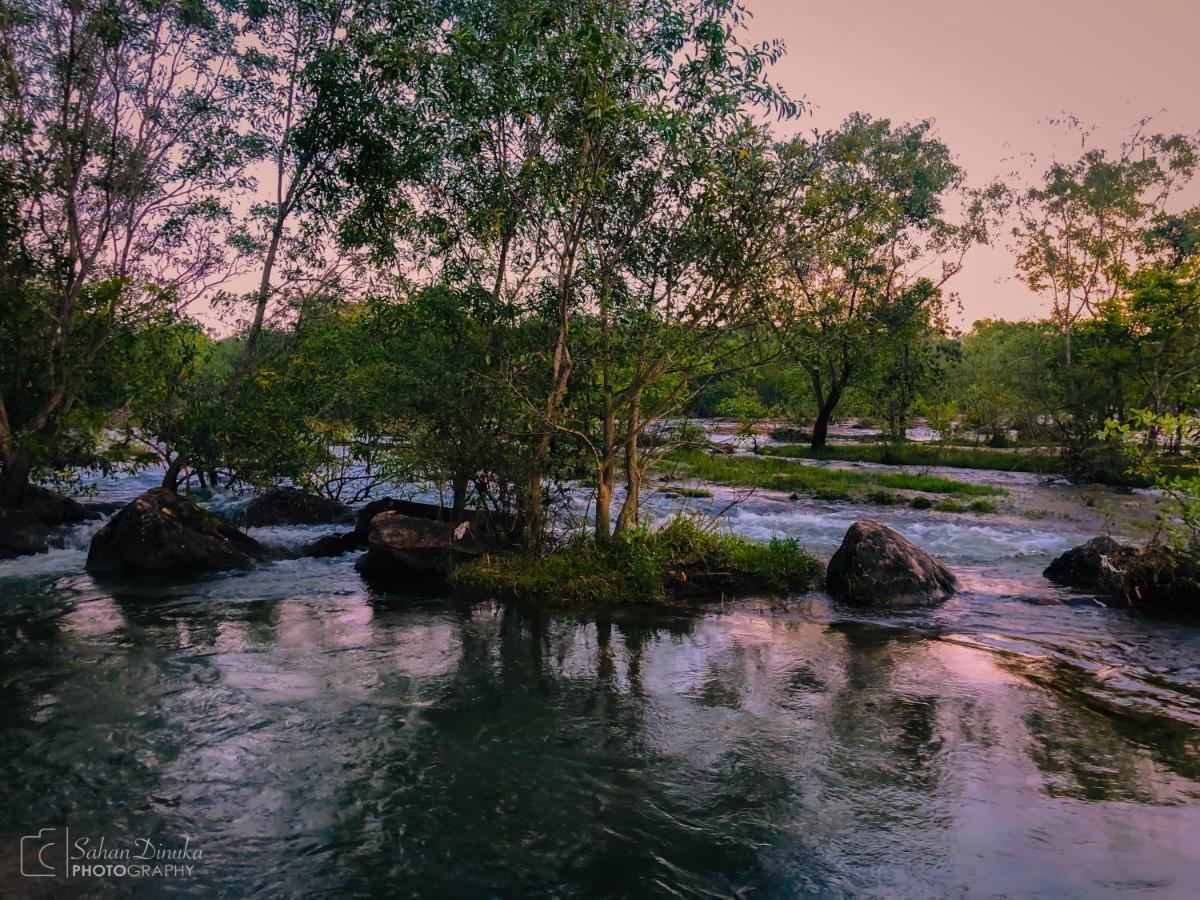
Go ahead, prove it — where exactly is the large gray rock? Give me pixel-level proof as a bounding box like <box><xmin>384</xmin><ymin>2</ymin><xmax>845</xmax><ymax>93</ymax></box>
<box><xmin>355</xmin><ymin>512</ymin><xmax>490</xmax><ymax>583</ymax></box>
<box><xmin>86</xmin><ymin>488</ymin><xmax>268</xmax><ymax>576</ymax></box>
<box><xmin>1043</xmin><ymin>535</ymin><xmax>1130</xmax><ymax>591</ymax></box>
<box><xmin>826</xmin><ymin>518</ymin><xmax>958</xmax><ymax>608</ymax></box>
<box><xmin>242</xmin><ymin>487</ymin><xmax>353</xmax><ymax>527</ymax></box>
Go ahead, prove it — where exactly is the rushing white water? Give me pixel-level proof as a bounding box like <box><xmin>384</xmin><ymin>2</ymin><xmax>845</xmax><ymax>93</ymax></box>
<box><xmin>3</xmin><ymin>457</ymin><xmax>1199</xmax><ymax>723</ymax></box>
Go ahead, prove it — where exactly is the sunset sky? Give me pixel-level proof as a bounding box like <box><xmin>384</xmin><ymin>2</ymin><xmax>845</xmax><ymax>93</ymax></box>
<box><xmin>749</xmin><ymin>0</ymin><xmax>1200</xmax><ymax>326</ymax></box>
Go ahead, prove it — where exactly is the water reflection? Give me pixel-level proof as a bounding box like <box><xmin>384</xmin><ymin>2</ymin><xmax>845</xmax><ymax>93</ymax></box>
<box><xmin>2</xmin><ymin>591</ymin><xmax>1200</xmax><ymax>896</ymax></box>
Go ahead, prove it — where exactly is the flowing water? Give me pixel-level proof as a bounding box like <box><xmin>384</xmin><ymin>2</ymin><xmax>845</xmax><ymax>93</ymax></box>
<box><xmin>1</xmin><ymin>468</ymin><xmax>1199</xmax><ymax>897</ymax></box>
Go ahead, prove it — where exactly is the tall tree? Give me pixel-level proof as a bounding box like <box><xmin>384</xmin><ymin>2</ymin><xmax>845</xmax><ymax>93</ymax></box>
<box><xmin>0</xmin><ymin>0</ymin><xmax>244</xmax><ymax>505</ymax></box>
<box><xmin>780</xmin><ymin>114</ymin><xmax>992</xmax><ymax>449</ymax></box>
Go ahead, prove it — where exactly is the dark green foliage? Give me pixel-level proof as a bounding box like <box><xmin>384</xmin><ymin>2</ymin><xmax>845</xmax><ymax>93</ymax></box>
<box><xmin>449</xmin><ymin>516</ymin><xmax>821</xmax><ymax>603</ymax></box>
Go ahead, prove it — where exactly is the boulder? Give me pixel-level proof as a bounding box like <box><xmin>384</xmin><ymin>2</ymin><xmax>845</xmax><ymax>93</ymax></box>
<box><xmin>0</xmin><ymin>510</ymin><xmax>50</xmax><ymax>559</ymax></box>
<box><xmin>352</xmin><ymin>497</ymin><xmax>516</xmax><ymax>544</ymax></box>
<box><xmin>22</xmin><ymin>484</ymin><xmax>99</xmax><ymax>527</ymax></box>
<box><xmin>242</xmin><ymin>487</ymin><xmax>354</xmax><ymax>527</ymax></box>
<box><xmin>1043</xmin><ymin>535</ymin><xmax>1130</xmax><ymax>591</ymax></box>
<box><xmin>353</xmin><ymin>498</ymin><xmax>443</xmax><ymax>543</ymax></box>
<box><xmin>301</xmin><ymin>530</ymin><xmax>361</xmax><ymax>558</ymax></box>
<box><xmin>86</xmin><ymin>488</ymin><xmax>268</xmax><ymax>576</ymax></box>
<box><xmin>826</xmin><ymin>518</ymin><xmax>958</xmax><ymax>608</ymax></box>
<box><xmin>1099</xmin><ymin>545</ymin><xmax>1200</xmax><ymax>614</ymax></box>
<box><xmin>0</xmin><ymin>485</ymin><xmax>99</xmax><ymax>559</ymax></box>
<box><xmin>355</xmin><ymin>512</ymin><xmax>490</xmax><ymax>583</ymax></box>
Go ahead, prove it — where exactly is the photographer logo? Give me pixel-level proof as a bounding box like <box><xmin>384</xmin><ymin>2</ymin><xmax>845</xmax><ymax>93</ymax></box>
<box><xmin>20</xmin><ymin>828</ymin><xmax>59</xmax><ymax>877</ymax></box>
<box><xmin>19</xmin><ymin>827</ymin><xmax>201</xmax><ymax>880</ymax></box>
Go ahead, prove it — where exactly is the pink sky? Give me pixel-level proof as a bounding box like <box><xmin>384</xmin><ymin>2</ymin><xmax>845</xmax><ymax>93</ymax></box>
<box><xmin>748</xmin><ymin>0</ymin><xmax>1200</xmax><ymax>326</ymax></box>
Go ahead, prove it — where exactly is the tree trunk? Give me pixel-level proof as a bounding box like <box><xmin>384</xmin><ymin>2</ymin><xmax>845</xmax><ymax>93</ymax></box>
<box><xmin>811</xmin><ymin>402</ymin><xmax>834</xmax><ymax>450</ymax></box>
<box><xmin>615</xmin><ymin>392</ymin><xmax>643</xmax><ymax>535</ymax></box>
<box><xmin>519</xmin><ymin>468</ymin><xmax>544</xmax><ymax>550</ymax></box>
<box><xmin>594</xmin><ymin>398</ymin><xmax>617</xmax><ymax>543</ymax></box>
<box><xmin>0</xmin><ymin>449</ymin><xmax>33</xmax><ymax>509</ymax></box>
<box><xmin>161</xmin><ymin>457</ymin><xmax>185</xmax><ymax>492</ymax></box>
<box><xmin>595</xmin><ymin>471</ymin><xmax>612</xmax><ymax>543</ymax></box>
<box><xmin>451</xmin><ymin>471</ymin><xmax>469</xmax><ymax>523</ymax></box>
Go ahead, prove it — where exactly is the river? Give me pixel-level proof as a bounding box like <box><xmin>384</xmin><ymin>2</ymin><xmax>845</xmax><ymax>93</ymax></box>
<box><xmin>1</xmin><ymin>464</ymin><xmax>1198</xmax><ymax>896</ymax></box>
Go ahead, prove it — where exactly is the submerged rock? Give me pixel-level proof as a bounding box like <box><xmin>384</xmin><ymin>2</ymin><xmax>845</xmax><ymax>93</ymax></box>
<box><xmin>355</xmin><ymin>512</ymin><xmax>490</xmax><ymax>584</ymax></box>
<box><xmin>0</xmin><ymin>510</ymin><xmax>50</xmax><ymax>559</ymax></box>
<box><xmin>301</xmin><ymin>530</ymin><xmax>360</xmax><ymax>558</ymax></box>
<box><xmin>242</xmin><ymin>487</ymin><xmax>353</xmax><ymax>527</ymax></box>
<box><xmin>86</xmin><ymin>488</ymin><xmax>268</xmax><ymax>576</ymax></box>
<box><xmin>1043</xmin><ymin>535</ymin><xmax>1130</xmax><ymax>591</ymax></box>
<box><xmin>826</xmin><ymin>518</ymin><xmax>958</xmax><ymax>608</ymax></box>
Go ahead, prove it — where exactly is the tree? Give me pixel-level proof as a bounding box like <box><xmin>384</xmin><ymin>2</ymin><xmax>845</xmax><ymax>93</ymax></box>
<box><xmin>223</xmin><ymin>0</ymin><xmax>425</xmax><ymax>378</ymax></box>
<box><xmin>0</xmin><ymin>0</ymin><xmax>245</xmax><ymax>505</ymax></box>
<box><xmin>949</xmin><ymin>319</ymin><xmax>1057</xmax><ymax>443</ymax></box>
<box><xmin>1012</xmin><ymin>121</ymin><xmax>1199</xmax><ymax>364</ymax></box>
<box><xmin>344</xmin><ymin>0</ymin><xmax>795</xmax><ymax>544</ymax></box>
<box><xmin>860</xmin><ymin>279</ymin><xmax>954</xmax><ymax>446</ymax></box>
<box><xmin>779</xmin><ymin>114</ymin><xmax>993</xmax><ymax>449</ymax></box>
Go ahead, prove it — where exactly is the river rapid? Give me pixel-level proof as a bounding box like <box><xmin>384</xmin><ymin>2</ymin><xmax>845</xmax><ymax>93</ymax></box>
<box><xmin>1</xmin><ymin>463</ymin><xmax>1198</xmax><ymax>897</ymax></box>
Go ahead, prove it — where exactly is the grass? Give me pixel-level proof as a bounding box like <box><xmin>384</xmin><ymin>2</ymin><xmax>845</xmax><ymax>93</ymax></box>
<box><xmin>764</xmin><ymin>441</ymin><xmax>1064</xmax><ymax>475</ymax></box>
<box><xmin>660</xmin><ymin>448</ymin><xmax>1006</xmax><ymax>502</ymax></box>
<box><xmin>763</xmin><ymin>440</ymin><xmax>1194</xmax><ymax>489</ymax></box>
<box><xmin>933</xmin><ymin>498</ymin><xmax>997</xmax><ymax>514</ymax></box>
<box><xmin>449</xmin><ymin>515</ymin><xmax>822</xmax><ymax>604</ymax></box>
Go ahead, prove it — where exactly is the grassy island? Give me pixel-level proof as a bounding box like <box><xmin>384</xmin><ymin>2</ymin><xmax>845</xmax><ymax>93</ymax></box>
<box><xmin>658</xmin><ymin>449</ymin><xmax>1007</xmax><ymax>505</ymax></box>
<box><xmin>449</xmin><ymin>517</ymin><xmax>821</xmax><ymax>604</ymax></box>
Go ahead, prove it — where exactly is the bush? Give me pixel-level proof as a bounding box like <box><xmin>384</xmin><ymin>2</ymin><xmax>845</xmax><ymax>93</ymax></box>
<box><xmin>866</xmin><ymin>489</ymin><xmax>901</xmax><ymax>506</ymax></box>
<box><xmin>769</xmin><ymin>426</ymin><xmax>810</xmax><ymax>442</ymax></box>
<box><xmin>449</xmin><ymin>516</ymin><xmax>821</xmax><ymax>603</ymax></box>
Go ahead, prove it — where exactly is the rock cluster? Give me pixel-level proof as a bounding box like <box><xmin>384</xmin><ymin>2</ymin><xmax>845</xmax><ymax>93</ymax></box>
<box><xmin>1045</xmin><ymin>536</ymin><xmax>1199</xmax><ymax>613</ymax></box>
